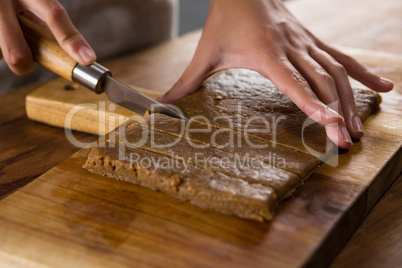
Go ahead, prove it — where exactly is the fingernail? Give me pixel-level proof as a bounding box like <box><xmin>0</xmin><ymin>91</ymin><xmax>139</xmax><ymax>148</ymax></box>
<box><xmin>325</xmin><ymin>106</ymin><xmax>344</xmax><ymax>125</ymax></box>
<box><xmin>351</xmin><ymin>115</ymin><xmax>364</xmax><ymax>134</ymax></box>
<box><xmin>380</xmin><ymin>77</ymin><xmax>393</xmax><ymax>85</ymax></box>
<box><xmin>79</xmin><ymin>46</ymin><xmax>96</xmax><ymax>64</ymax></box>
<box><xmin>340</xmin><ymin>125</ymin><xmax>353</xmax><ymax>144</ymax></box>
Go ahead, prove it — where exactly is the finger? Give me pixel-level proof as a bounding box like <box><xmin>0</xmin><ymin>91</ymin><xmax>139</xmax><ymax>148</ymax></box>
<box><xmin>19</xmin><ymin>9</ymin><xmax>50</xmax><ymax>31</ymax></box>
<box><xmin>325</xmin><ymin>123</ymin><xmax>353</xmax><ymax>150</ymax></box>
<box><xmin>0</xmin><ymin>0</ymin><xmax>34</xmax><ymax>75</ymax></box>
<box><xmin>318</xmin><ymin>43</ymin><xmax>394</xmax><ymax>92</ymax></box>
<box><xmin>286</xmin><ymin>50</ymin><xmax>355</xmax><ymax>145</ymax></box>
<box><xmin>260</xmin><ymin>58</ymin><xmax>344</xmax><ymax>126</ymax></box>
<box><xmin>23</xmin><ymin>0</ymin><xmax>96</xmax><ymax>65</ymax></box>
<box><xmin>287</xmin><ymin>50</ymin><xmax>341</xmax><ymax>107</ymax></box>
<box><xmin>279</xmin><ymin>52</ymin><xmax>353</xmax><ymax>147</ymax></box>
<box><xmin>158</xmin><ymin>51</ymin><xmax>215</xmax><ymax>103</ymax></box>
<box><xmin>310</xmin><ymin>48</ymin><xmax>364</xmax><ymax>139</ymax></box>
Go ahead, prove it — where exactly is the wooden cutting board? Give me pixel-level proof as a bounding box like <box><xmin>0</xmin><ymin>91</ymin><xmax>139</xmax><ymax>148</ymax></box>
<box><xmin>0</xmin><ymin>48</ymin><xmax>401</xmax><ymax>268</ymax></box>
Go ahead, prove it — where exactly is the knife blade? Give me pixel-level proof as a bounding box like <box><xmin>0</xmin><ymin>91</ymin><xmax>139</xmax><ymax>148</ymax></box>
<box><xmin>104</xmin><ymin>76</ymin><xmax>187</xmax><ymax>120</ymax></box>
<box><xmin>72</xmin><ymin>63</ymin><xmax>188</xmax><ymax>120</ymax></box>
<box><xmin>18</xmin><ymin>15</ymin><xmax>187</xmax><ymax>121</ymax></box>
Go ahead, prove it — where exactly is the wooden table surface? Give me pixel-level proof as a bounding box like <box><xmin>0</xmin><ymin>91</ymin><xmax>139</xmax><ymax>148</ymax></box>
<box><xmin>0</xmin><ymin>0</ymin><xmax>401</xmax><ymax>267</ymax></box>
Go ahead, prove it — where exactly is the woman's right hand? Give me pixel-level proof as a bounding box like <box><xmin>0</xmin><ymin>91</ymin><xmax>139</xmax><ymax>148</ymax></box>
<box><xmin>160</xmin><ymin>0</ymin><xmax>394</xmax><ymax>149</ymax></box>
<box><xmin>0</xmin><ymin>0</ymin><xmax>96</xmax><ymax>75</ymax></box>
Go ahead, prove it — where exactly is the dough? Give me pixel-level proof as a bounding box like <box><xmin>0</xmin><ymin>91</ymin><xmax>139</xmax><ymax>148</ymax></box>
<box><xmin>83</xmin><ymin>69</ymin><xmax>381</xmax><ymax>221</ymax></box>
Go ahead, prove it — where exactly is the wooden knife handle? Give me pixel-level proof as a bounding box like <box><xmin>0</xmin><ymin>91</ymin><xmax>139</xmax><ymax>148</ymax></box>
<box><xmin>18</xmin><ymin>15</ymin><xmax>77</xmax><ymax>82</ymax></box>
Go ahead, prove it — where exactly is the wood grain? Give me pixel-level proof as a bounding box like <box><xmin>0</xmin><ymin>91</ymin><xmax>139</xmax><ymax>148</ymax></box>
<box><xmin>287</xmin><ymin>0</ymin><xmax>402</xmax><ymax>55</ymax></box>
<box><xmin>0</xmin><ymin>130</ymin><xmax>398</xmax><ymax>268</ymax></box>
<box><xmin>331</xmin><ymin>175</ymin><xmax>402</xmax><ymax>268</ymax></box>
<box><xmin>0</xmin><ymin>0</ymin><xmax>401</xmax><ymax>267</ymax></box>
<box><xmin>286</xmin><ymin>1</ymin><xmax>402</xmax><ymax>266</ymax></box>
<box><xmin>0</xmin><ymin>84</ymin><xmax>97</xmax><ymax>200</ymax></box>
<box><xmin>1</xmin><ymin>49</ymin><xmax>401</xmax><ymax>268</ymax></box>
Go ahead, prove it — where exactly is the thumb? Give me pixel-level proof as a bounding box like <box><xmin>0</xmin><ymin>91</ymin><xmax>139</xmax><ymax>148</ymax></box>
<box><xmin>158</xmin><ymin>55</ymin><xmax>213</xmax><ymax>103</ymax></box>
<box><xmin>24</xmin><ymin>1</ymin><xmax>96</xmax><ymax>65</ymax></box>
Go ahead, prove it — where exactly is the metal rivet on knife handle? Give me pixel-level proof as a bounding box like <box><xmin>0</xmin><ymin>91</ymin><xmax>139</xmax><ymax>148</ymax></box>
<box><xmin>19</xmin><ymin>15</ymin><xmax>111</xmax><ymax>94</ymax></box>
<box><xmin>18</xmin><ymin>14</ymin><xmax>187</xmax><ymax>120</ymax></box>
<box><xmin>72</xmin><ymin>63</ymin><xmax>111</xmax><ymax>94</ymax></box>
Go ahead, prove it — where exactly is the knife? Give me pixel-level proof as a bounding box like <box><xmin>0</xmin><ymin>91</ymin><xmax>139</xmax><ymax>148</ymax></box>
<box><xmin>18</xmin><ymin>15</ymin><xmax>187</xmax><ymax>121</ymax></box>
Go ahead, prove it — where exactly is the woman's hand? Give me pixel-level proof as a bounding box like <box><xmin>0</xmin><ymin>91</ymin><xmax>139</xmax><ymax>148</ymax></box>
<box><xmin>0</xmin><ymin>0</ymin><xmax>96</xmax><ymax>75</ymax></box>
<box><xmin>160</xmin><ymin>0</ymin><xmax>394</xmax><ymax>149</ymax></box>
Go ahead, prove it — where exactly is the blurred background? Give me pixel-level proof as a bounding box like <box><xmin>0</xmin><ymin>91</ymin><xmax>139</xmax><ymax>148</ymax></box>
<box><xmin>179</xmin><ymin>0</ymin><xmax>209</xmax><ymax>35</ymax></box>
<box><xmin>178</xmin><ymin>0</ymin><xmax>290</xmax><ymax>35</ymax></box>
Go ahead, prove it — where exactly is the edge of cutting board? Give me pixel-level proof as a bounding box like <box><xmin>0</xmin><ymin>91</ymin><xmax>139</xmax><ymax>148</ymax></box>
<box><xmin>0</xmin><ymin>112</ymin><xmax>400</xmax><ymax>268</ymax></box>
